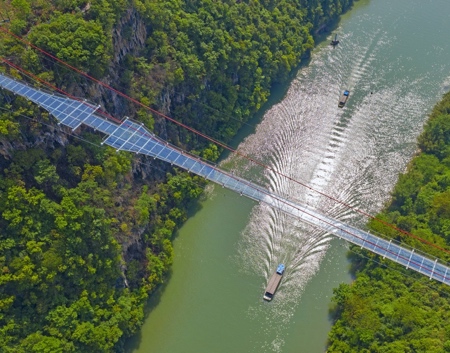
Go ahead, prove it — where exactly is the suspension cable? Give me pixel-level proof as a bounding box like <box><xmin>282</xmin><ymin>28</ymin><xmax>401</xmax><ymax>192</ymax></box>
<box><xmin>1</xmin><ymin>27</ymin><xmax>450</xmax><ymax>257</ymax></box>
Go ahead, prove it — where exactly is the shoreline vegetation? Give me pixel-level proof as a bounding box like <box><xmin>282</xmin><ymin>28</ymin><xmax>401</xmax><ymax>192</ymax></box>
<box><xmin>0</xmin><ymin>0</ymin><xmax>355</xmax><ymax>352</ymax></box>
<box><xmin>327</xmin><ymin>91</ymin><xmax>450</xmax><ymax>352</ymax></box>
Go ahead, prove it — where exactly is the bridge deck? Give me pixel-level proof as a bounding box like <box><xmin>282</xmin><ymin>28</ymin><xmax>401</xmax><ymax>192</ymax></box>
<box><xmin>1</xmin><ymin>73</ymin><xmax>449</xmax><ymax>286</ymax></box>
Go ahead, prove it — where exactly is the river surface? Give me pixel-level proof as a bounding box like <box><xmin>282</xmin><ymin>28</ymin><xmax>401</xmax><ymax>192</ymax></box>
<box><xmin>127</xmin><ymin>0</ymin><xmax>450</xmax><ymax>352</ymax></box>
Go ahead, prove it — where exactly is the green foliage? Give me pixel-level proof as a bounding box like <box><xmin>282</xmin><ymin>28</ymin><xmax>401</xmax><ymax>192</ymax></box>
<box><xmin>201</xmin><ymin>143</ymin><xmax>220</xmax><ymax>162</ymax></box>
<box><xmin>28</xmin><ymin>13</ymin><xmax>111</xmax><ymax>77</ymax></box>
<box><xmin>134</xmin><ymin>186</ymin><xmax>156</xmax><ymax>226</ymax></box>
<box><xmin>419</xmin><ymin>94</ymin><xmax>450</xmax><ymax>159</ymax></box>
<box><xmin>0</xmin><ymin>116</ymin><xmax>20</xmax><ymax>137</ymax></box>
<box><xmin>0</xmin><ymin>123</ymin><xmax>206</xmax><ymax>352</ymax></box>
<box><xmin>11</xmin><ymin>0</ymin><xmax>31</xmax><ymax>20</ymax></box>
<box><xmin>0</xmin><ymin>119</ymin><xmax>183</xmax><ymax>351</ymax></box>
<box><xmin>328</xmin><ymin>91</ymin><xmax>450</xmax><ymax>352</ymax></box>
<box><xmin>8</xmin><ymin>19</ymin><xmax>28</xmax><ymax>36</ymax></box>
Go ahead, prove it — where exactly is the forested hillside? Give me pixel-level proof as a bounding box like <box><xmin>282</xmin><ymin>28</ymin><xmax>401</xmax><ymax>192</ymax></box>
<box><xmin>0</xmin><ymin>0</ymin><xmax>353</xmax><ymax>351</ymax></box>
<box><xmin>327</xmin><ymin>92</ymin><xmax>450</xmax><ymax>353</ymax></box>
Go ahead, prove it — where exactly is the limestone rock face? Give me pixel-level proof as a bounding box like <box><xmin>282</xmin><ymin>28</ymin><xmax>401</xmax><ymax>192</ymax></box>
<box><xmin>86</xmin><ymin>7</ymin><xmax>148</xmax><ymax>119</ymax></box>
<box><xmin>113</xmin><ymin>7</ymin><xmax>147</xmax><ymax>66</ymax></box>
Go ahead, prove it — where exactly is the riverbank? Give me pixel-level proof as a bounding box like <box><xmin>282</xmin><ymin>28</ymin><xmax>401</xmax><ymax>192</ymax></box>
<box><xmin>328</xmin><ymin>91</ymin><xmax>450</xmax><ymax>352</ymax></box>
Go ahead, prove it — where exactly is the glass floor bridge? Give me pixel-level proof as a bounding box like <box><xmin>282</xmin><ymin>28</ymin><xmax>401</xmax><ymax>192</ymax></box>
<box><xmin>1</xmin><ymin>73</ymin><xmax>449</xmax><ymax>286</ymax></box>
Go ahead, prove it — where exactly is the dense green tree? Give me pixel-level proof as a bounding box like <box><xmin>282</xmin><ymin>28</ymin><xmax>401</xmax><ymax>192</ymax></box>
<box><xmin>328</xmin><ymin>91</ymin><xmax>450</xmax><ymax>352</ymax></box>
<box><xmin>28</xmin><ymin>13</ymin><xmax>111</xmax><ymax>78</ymax></box>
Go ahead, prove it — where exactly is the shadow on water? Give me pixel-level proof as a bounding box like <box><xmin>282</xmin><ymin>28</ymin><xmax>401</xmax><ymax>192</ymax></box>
<box><xmin>123</xmin><ymin>196</ymin><xmax>204</xmax><ymax>353</ymax></box>
<box><xmin>124</xmin><ymin>269</ymin><xmax>174</xmax><ymax>353</ymax></box>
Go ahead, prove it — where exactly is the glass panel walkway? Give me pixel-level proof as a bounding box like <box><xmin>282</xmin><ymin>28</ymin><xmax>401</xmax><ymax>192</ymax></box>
<box><xmin>1</xmin><ymin>73</ymin><xmax>449</xmax><ymax>286</ymax></box>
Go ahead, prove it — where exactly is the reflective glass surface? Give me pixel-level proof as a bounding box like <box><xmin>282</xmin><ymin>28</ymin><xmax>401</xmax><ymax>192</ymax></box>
<box><xmin>1</xmin><ymin>73</ymin><xmax>449</xmax><ymax>285</ymax></box>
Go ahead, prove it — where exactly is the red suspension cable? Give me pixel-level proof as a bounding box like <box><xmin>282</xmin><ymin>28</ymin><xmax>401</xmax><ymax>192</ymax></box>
<box><xmin>1</xmin><ymin>27</ymin><xmax>450</xmax><ymax>256</ymax></box>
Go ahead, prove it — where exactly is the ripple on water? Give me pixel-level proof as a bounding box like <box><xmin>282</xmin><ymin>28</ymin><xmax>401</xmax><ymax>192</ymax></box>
<box><xmin>221</xmin><ymin>5</ymin><xmax>450</xmax><ymax>350</ymax></box>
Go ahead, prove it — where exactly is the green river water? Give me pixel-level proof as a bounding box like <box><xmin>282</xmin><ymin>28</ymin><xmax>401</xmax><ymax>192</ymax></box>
<box><xmin>127</xmin><ymin>0</ymin><xmax>450</xmax><ymax>352</ymax></box>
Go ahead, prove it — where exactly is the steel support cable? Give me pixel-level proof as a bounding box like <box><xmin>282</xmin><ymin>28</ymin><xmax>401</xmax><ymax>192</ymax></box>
<box><xmin>1</xmin><ymin>102</ymin><xmax>448</xmax><ymax>284</ymax></box>
<box><xmin>1</xmin><ymin>64</ymin><xmax>450</xmax><ymax>283</ymax></box>
<box><xmin>1</xmin><ymin>27</ymin><xmax>450</xmax><ymax>257</ymax></box>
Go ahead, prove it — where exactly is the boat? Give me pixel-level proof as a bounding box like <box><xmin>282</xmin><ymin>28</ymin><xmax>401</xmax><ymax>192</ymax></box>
<box><xmin>338</xmin><ymin>90</ymin><xmax>350</xmax><ymax>108</ymax></box>
<box><xmin>330</xmin><ymin>34</ymin><xmax>339</xmax><ymax>46</ymax></box>
<box><xmin>263</xmin><ymin>264</ymin><xmax>285</xmax><ymax>301</ymax></box>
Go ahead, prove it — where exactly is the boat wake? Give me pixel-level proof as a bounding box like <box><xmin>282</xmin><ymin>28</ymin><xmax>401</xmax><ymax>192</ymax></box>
<box><xmin>220</xmin><ymin>9</ymin><xmax>449</xmax><ymax>350</ymax></box>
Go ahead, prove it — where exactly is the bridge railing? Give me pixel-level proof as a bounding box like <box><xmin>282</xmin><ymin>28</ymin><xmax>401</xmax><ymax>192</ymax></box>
<box><xmin>1</xmin><ymin>72</ymin><xmax>450</xmax><ymax>286</ymax></box>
